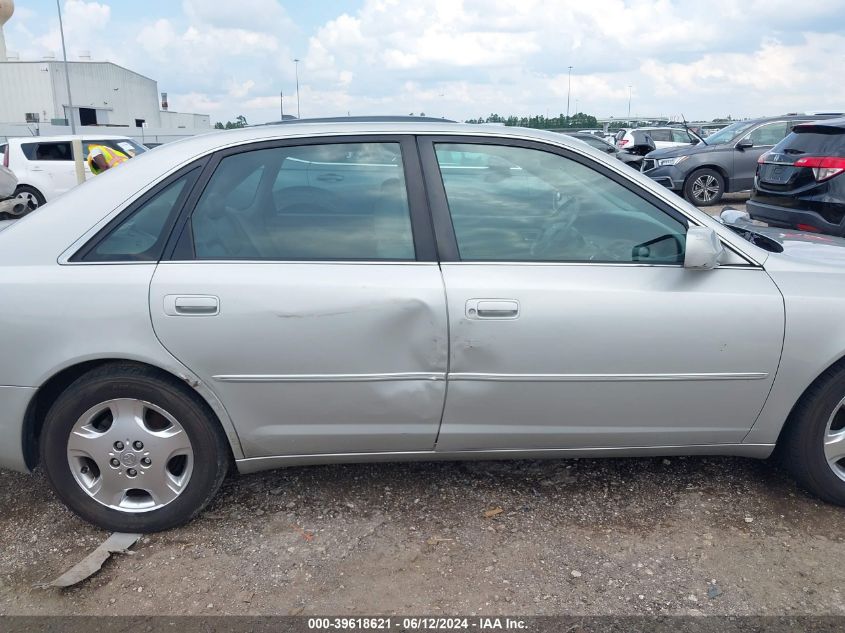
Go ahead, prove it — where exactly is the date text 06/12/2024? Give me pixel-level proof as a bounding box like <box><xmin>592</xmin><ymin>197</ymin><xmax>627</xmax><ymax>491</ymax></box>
<box><xmin>307</xmin><ymin>618</ymin><xmax>528</xmax><ymax>630</ymax></box>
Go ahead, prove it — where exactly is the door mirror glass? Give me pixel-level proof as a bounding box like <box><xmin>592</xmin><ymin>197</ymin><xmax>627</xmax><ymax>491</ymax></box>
<box><xmin>736</xmin><ymin>138</ymin><xmax>754</xmax><ymax>149</ymax></box>
<box><xmin>684</xmin><ymin>226</ymin><xmax>724</xmax><ymax>270</ymax></box>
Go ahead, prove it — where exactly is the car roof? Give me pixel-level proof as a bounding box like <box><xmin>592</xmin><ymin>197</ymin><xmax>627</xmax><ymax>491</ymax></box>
<box><xmin>793</xmin><ymin>116</ymin><xmax>845</xmax><ymax>131</ymax></box>
<box><xmin>9</xmin><ymin>134</ymin><xmax>137</xmax><ymax>144</ymax></box>
<box><xmin>141</xmin><ymin>121</ymin><xmax>595</xmax><ymax>156</ymax></box>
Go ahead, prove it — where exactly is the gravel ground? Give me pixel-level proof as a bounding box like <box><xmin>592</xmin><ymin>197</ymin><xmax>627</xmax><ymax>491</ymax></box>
<box><xmin>1</xmin><ymin>453</ymin><xmax>844</xmax><ymax>616</ymax></box>
<box><xmin>5</xmin><ymin>191</ymin><xmax>836</xmax><ymax>619</ymax></box>
<box><xmin>697</xmin><ymin>192</ymin><xmax>748</xmax><ymax>218</ymax></box>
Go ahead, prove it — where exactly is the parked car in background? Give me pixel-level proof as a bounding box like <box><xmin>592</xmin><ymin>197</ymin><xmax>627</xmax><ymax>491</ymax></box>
<box><xmin>614</xmin><ymin>127</ymin><xmax>701</xmax><ymax>151</ymax></box>
<box><xmin>0</xmin><ymin>164</ymin><xmax>25</xmax><ymax>219</ymax></box>
<box><xmin>749</xmin><ymin>117</ymin><xmax>845</xmax><ymax>235</ymax></box>
<box><xmin>4</xmin><ymin>120</ymin><xmax>845</xmax><ymax>532</ymax></box>
<box><xmin>2</xmin><ymin>135</ymin><xmax>147</xmax><ymax>215</ymax></box>
<box><xmin>641</xmin><ymin>115</ymin><xmax>843</xmax><ymax>206</ymax></box>
<box><xmin>564</xmin><ymin>132</ymin><xmax>643</xmax><ymax>168</ymax></box>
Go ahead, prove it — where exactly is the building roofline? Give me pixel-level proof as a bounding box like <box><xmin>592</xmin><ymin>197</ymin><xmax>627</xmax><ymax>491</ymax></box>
<box><xmin>0</xmin><ymin>59</ymin><xmax>157</xmax><ymax>84</ymax></box>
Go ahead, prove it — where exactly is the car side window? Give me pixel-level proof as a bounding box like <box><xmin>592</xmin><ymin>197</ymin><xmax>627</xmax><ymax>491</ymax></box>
<box><xmin>82</xmin><ymin>140</ymin><xmax>145</xmax><ymax>160</ymax></box>
<box><xmin>648</xmin><ymin>129</ymin><xmax>672</xmax><ymax>142</ymax></box>
<box><xmin>671</xmin><ymin>129</ymin><xmax>692</xmax><ymax>143</ymax></box>
<box><xmin>189</xmin><ymin>142</ymin><xmax>415</xmax><ymax>261</ymax></box>
<box><xmin>82</xmin><ymin>170</ymin><xmax>197</xmax><ymax>262</ymax></box>
<box><xmin>434</xmin><ymin>143</ymin><xmax>687</xmax><ymax>264</ymax></box>
<box><xmin>747</xmin><ymin>122</ymin><xmax>788</xmax><ymax>146</ymax></box>
<box><xmin>22</xmin><ymin>142</ymin><xmax>73</xmax><ymax>161</ymax></box>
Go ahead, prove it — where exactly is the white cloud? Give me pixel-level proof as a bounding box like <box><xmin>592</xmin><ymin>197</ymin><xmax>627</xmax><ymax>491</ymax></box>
<box><xmin>21</xmin><ymin>1</ymin><xmax>112</xmax><ymax>60</ymax></box>
<box><xmin>182</xmin><ymin>0</ymin><xmax>294</xmax><ymax>34</ymax></box>
<box><xmin>4</xmin><ymin>0</ymin><xmax>845</xmax><ymax>124</ymax></box>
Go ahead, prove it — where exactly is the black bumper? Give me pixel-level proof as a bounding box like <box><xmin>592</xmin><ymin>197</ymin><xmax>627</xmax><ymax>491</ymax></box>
<box><xmin>747</xmin><ymin>199</ymin><xmax>845</xmax><ymax>237</ymax></box>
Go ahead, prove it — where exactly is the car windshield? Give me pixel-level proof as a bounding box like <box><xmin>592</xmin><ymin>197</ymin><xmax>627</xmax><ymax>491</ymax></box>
<box><xmin>703</xmin><ymin>121</ymin><xmax>757</xmax><ymax>145</ymax></box>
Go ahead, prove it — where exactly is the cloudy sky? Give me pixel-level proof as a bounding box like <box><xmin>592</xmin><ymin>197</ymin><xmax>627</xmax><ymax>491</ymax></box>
<box><xmin>5</xmin><ymin>0</ymin><xmax>845</xmax><ymax>124</ymax></box>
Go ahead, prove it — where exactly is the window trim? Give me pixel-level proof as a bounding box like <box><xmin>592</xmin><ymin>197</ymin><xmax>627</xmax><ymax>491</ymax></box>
<box><xmin>417</xmin><ymin>135</ymin><xmax>692</xmax><ymax>264</ymax></box>
<box><xmin>735</xmin><ymin>120</ymin><xmax>791</xmax><ymax>149</ymax></box>
<box><xmin>163</xmin><ymin>135</ymin><xmax>437</xmax><ymax>263</ymax></box>
<box><xmin>69</xmin><ymin>159</ymin><xmax>207</xmax><ymax>263</ymax></box>
<box><xmin>22</xmin><ymin>141</ymin><xmax>74</xmax><ymax>162</ymax></box>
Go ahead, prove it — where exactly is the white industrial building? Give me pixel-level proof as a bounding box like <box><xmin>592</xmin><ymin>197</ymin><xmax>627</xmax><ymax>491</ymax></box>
<box><xmin>0</xmin><ymin>0</ymin><xmax>211</xmax><ymax>144</ymax></box>
<box><xmin>0</xmin><ymin>60</ymin><xmax>210</xmax><ymax>131</ymax></box>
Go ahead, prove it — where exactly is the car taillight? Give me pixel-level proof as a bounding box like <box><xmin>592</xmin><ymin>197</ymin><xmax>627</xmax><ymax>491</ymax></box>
<box><xmin>2</xmin><ymin>146</ymin><xmax>7</xmax><ymax>168</ymax></box>
<box><xmin>757</xmin><ymin>152</ymin><xmax>770</xmax><ymax>164</ymax></box>
<box><xmin>794</xmin><ymin>156</ymin><xmax>845</xmax><ymax>182</ymax></box>
<box><xmin>618</xmin><ymin>139</ymin><xmax>629</xmax><ymax>146</ymax></box>
<box><xmin>797</xmin><ymin>224</ymin><xmax>821</xmax><ymax>232</ymax></box>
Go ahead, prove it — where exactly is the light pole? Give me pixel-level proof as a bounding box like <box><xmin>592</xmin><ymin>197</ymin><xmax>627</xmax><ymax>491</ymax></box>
<box><xmin>56</xmin><ymin>0</ymin><xmax>76</xmax><ymax>133</ymax></box>
<box><xmin>280</xmin><ymin>90</ymin><xmax>284</xmax><ymax>120</ymax></box>
<box><xmin>566</xmin><ymin>65</ymin><xmax>573</xmax><ymax>122</ymax></box>
<box><xmin>293</xmin><ymin>58</ymin><xmax>301</xmax><ymax>119</ymax></box>
<box><xmin>627</xmin><ymin>85</ymin><xmax>632</xmax><ymax>120</ymax></box>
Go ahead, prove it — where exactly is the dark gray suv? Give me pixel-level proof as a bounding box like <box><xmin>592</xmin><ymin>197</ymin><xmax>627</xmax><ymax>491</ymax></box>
<box><xmin>641</xmin><ymin>115</ymin><xmax>842</xmax><ymax>206</ymax></box>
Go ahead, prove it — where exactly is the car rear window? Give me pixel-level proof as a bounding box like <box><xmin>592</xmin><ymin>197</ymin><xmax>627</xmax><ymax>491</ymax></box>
<box><xmin>21</xmin><ymin>142</ymin><xmax>73</xmax><ymax>161</ymax></box>
<box><xmin>777</xmin><ymin>127</ymin><xmax>845</xmax><ymax>156</ymax></box>
<box><xmin>646</xmin><ymin>129</ymin><xmax>672</xmax><ymax>142</ymax></box>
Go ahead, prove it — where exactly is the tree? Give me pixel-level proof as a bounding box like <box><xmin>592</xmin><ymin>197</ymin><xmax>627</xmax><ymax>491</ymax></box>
<box><xmin>213</xmin><ymin>115</ymin><xmax>249</xmax><ymax>130</ymax></box>
<box><xmin>464</xmin><ymin>112</ymin><xmax>598</xmax><ymax>130</ymax></box>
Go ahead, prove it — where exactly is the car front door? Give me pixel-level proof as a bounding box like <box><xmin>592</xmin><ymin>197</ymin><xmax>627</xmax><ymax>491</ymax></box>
<box><xmin>149</xmin><ymin>137</ymin><xmax>448</xmax><ymax>458</ymax></box>
<box><xmin>419</xmin><ymin>137</ymin><xmax>785</xmax><ymax>451</ymax></box>
<box><xmin>732</xmin><ymin>121</ymin><xmax>789</xmax><ymax>191</ymax></box>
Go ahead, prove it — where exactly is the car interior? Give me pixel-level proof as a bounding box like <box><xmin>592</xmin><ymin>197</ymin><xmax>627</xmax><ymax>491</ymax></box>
<box><xmin>435</xmin><ymin>144</ymin><xmax>687</xmax><ymax>263</ymax></box>
<box><xmin>190</xmin><ymin>143</ymin><xmax>416</xmax><ymax>261</ymax></box>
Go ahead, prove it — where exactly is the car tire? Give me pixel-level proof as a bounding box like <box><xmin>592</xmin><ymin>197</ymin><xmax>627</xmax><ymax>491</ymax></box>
<box><xmin>12</xmin><ymin>185</ymin><xmax>46</xmax><ymax>216</ymax></box>
<box><xmin>40</xmin><ymin>363</ymin><xmax>230</xmax><ymax>532</ymax></box>
<box><xmin>684</xmin><ymin>169</ymin><xmax>724</xmax><ymax>206</ymax></box>
<box><xmin>780</xmin><ymin>364</ymin><xmax>845</xmax><ymax>506</ymax></box>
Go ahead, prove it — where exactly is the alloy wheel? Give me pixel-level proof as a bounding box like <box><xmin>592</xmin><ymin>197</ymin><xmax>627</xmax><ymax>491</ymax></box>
<box><xmin>691</xmin><ymin>175</ymin><xmax>720</xmax><ymax>203</ymax></box>
<box><xmin>13</xmin><ymin>190</ymin><xmax>40</xmax><ymax>214</ymax></box>
<box><xmin>66</xmin><ymin>398</ymin><xmax>194</xmax><ymax>512</ymax></box>
<box><xmin>825</xmin><ymin>397</ymin><xmax>845</xmax><ymax>483</ymax></box>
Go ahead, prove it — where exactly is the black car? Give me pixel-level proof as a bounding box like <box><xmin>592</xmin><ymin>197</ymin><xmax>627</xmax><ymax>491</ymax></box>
<box><xmin>564</xmin><ymin>132</ymin><xmax>644</xmax><ymax>168</ymax></box>
<box><xmin>641</xmin><ymin>114</ymin><xmax>842</xmax><ymax>206</ymax></box>
<box><xmin>748</xmin><ymin>117</ymin><xmax>845</xmax><ymax>235</ymax></box>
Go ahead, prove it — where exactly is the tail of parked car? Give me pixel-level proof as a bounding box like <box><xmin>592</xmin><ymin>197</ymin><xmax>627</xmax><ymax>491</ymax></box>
<box><xmin>749</xmin><ymin>117</ymin><xmax>845</xmax><ymax>235</ymax></box>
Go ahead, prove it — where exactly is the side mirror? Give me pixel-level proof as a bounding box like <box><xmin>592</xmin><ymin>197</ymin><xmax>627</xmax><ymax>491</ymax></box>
<box><xmin>736</xmin><ymin>138</ymin><xmax>754</xmax><ymax>150</ymax></box>
<box><xmin>719</xmin><ymin>208</ymin><xmax>751</xmax><ymax>226</ymax></box>
<box><xmin>684</xmin><ymin>226</ymin><xmax>724</xmax><ymax>270</ymax></box>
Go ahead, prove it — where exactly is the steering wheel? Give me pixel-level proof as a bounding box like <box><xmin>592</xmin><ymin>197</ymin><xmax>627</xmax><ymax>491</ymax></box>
<box><xmin>530</xmin><ymin>191</ymin><xmax>590</xmax><ymax>259</ymax></box>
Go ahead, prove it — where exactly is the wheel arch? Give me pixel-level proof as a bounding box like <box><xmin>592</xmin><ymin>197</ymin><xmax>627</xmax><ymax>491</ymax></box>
<box><xmin>685</xmin><ymin>164</ymin><xmax>731</xmax><ymax>191</ymax></box>
<box><xmin>14</xmin><ymin>183</ymin><xmax>46</xmax><ymax>201</ymax></box>
<box><xmin>22</xmin><ymin>358</ymin><xmax>243</xmax><ymax>470</ymax></box>
<box><xmin>772</xmin><ymin>354</ymin><xmax>845</xmax><ymax>446</ymax></box>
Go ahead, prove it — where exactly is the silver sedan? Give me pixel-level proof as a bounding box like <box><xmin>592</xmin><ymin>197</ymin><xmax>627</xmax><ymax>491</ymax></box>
<box><xmin>1</xmin><ymin>120</ymin><xmax>844</xmax><ymax>532</ymax></box>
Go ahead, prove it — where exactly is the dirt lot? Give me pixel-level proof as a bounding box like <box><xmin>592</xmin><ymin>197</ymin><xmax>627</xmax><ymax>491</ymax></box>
<box><xmin>698</xmin><ymin>192</ymin><xmax>748</xmax><ymax>218</ymax></box>
<box><xmin>1</xmin><ymin>451</ymin><xmax>844</xmax><ymax>617</ymax></box>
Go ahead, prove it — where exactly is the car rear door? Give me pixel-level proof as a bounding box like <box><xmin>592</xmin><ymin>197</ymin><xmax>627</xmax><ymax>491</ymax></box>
<box><xmin>20</xmin><ymin>141</ymin><xmax>77</xmax><ymax>199</ymax></box>
<box><xmin>419</xmin><ymin>135</ymin><xmax>785</xmax><ymax>452</ymax></box>
<box><xmin>149</xmin><ymin>136</ymin><xmax>448</xmax><ymax>459</ymax></box>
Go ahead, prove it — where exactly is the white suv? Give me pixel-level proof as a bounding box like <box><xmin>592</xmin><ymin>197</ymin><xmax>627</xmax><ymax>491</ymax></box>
<box><xmin>614</xmin><ymin>127</ymin><xmax>702</xmax><ymax>151</ymax></box>
<box><xmin>1</xmin><ymin>135</ymin><xmax>147</xmax><ymax>215</ymax></box>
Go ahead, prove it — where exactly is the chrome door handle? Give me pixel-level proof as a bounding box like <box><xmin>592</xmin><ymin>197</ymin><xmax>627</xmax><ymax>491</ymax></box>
<box><xmin>163</xmin><ymin>295</ymin><xmax>220</xmax><ymax>316</ymax></box>
<box><xmin>466</xmin><ymin>299</ymin><xmax>520</xmax><ymax>320</ymax></box>
<box><xmin>316</xmin><ymin>173</ymin><xmax>344</xmax><ymax>182</ymax></box>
